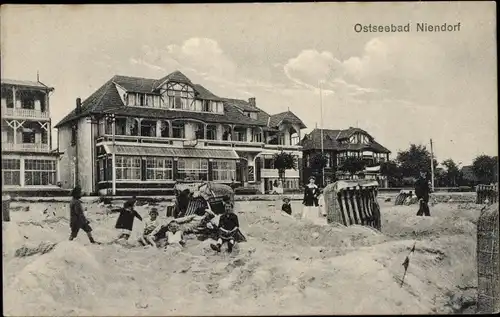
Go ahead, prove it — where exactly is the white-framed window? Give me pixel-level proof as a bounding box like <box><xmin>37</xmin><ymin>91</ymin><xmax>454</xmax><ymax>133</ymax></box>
<box><xmin>195</xmin><ymin>100</ymin><xmax>203</xmax><ymax>112</ymax></box>
<box><xmin>146</xmin><ymin>157</ymin><xmax>173</xmax><ymax>180</ymax></box>
<box><xmin>98</xmin><ymin>158</ymin><xmax>106</xmax><ymax>182</ymax></box>
<box><xmin>2</xmin><ymin>159</ymin><xmax>21</xmax><ymax>186</ymax></box>
<box><xmin>278</xmin><ymin>133</ymin><xmax>285</xmax><ymax>145</ymax></box>
<box><xmin>177</xmin><ymin>158</ymin><xmax>208</xmax><ymax>181</ymax></box>
<box><xmin>128</xmin><ymin>93</ymin><xmax>136</xmax><ymax>106</ymax></box>
<box><xmin>253</xmin><ymin>130</ymin><xmax>263</xmax><ymax>142</ymax></box>
<box><xmin>172</xmin><ymin>121</ymin><xmax>185</xmax><ymax>138</ymax></box>
<box><xmin>206</xmin><ymin>125</ymin><xmax>217</xmax><ymax>140</ymax></box>
<box><xmin>115</xmin><ymin>156</ymin><xmax>141</xmax><ymax>180</ymax></box>
<box><xmin>24</xmin><ymin>159</ymin><xmax>56</xmax><ymax>186</ymax></box>
<box><xmin>212</xmin><ymin>160</ymin><xmax>236</xmax><ymax>181</ymax></box>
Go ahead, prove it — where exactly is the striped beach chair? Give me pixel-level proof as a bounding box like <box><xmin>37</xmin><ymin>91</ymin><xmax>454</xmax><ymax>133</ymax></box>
<box><xmin>323</xmin><ymin>180</ymin><xmax>382</xmax><ymax>230</ymax></box>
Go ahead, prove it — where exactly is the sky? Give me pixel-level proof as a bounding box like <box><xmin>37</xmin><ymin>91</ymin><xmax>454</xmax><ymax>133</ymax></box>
<box><xmin>1</xmin><ymin>2</ymin><xmax>497</xmax><ymax>166</ymax></box>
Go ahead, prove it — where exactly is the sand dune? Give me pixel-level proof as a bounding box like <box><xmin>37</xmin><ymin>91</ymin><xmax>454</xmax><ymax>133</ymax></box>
<box><xmin>3</xmin><ymin>200</ymin><xmax>481</xmax><ymax>315</ymax></box>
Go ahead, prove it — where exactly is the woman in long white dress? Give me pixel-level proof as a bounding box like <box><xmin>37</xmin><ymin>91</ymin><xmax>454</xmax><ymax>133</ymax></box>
<box><xmin>302</xmin><ymin>176</ymin><xmax>321</xmax><ymax>222</ymax></box>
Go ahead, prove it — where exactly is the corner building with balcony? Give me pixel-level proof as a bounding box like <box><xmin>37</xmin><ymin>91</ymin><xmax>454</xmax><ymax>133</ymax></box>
<box><xmin>54</xmin><ymin>71</ymin><xmax>306</xmax><ymax>196</ymax></box>
<box><xmin>1</xmin><ymin>79</ymin><xmax>59</xmax><ymax>192</ymax></box>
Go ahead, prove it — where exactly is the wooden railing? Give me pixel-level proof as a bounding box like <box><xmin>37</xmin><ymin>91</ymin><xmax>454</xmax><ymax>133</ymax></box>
<box><xmin>2</xmin><ymin>143</ymin><xmax>50</xmax><ymax>152</ymax></box>
<box><xmin>260</xmin><ymin>168</ymin><xmax>300</xmax><ymax>178</ymax></box>
<box><xmin>96</xmin><ymin>134</ymin><xmax>302</xmax><ymax>151</ymax></box>
<box><xmin>1</xmin><ymin>107</ymin><xmax>49</xmax><ymax>119</ymax></box>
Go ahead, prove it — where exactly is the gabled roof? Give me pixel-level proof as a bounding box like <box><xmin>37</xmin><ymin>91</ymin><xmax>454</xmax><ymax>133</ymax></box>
<box><xmin>153</xmin><ymin>70</ymin><xmax>192</xmax><ymax>90</ymax></box>
<box><xmin>269</xmin><ymin>111</ymin><xmax>307</xmax><ymax>129</ymax></box>
<box><xmin>337</xmin><ymin>127</ymin><xmax>371</xmax><ymax>140</ymax></box>
<box><xmin>1</xmin><ymin>78</ymin><xmax>54</xmax><ymax>91</ymax></box>
<box><xmin>223</xmin><ymin>98</ymin><xmax>260</xmax><ymax>112</ymax></box>
<box><xmin>192</xmin><ymin>84</ymin><xmax>224</xmax><ymax>101</ymax></box>
<box><xmin>300</xmin><ymin>128</ymin><xmax>390</xmax><ymax>153</ymax></box>
<box><xmin>113</xmin><ymin>75</ymin><xmax>157</xmax><ymax>93</ymax></box>
<box><xmin>55</xmin><ymin>78</ymin><xmax>121</xmax><ymax>128</ymax></box>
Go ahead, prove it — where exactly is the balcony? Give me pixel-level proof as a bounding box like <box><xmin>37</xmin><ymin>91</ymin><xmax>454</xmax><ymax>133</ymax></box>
<box><xmin>260</xmin><ymin>168</ymin><xmax>300</xmax><ymax>178</ymax></box>
<box><xmin>2</xmin><ymin>142</ymin><xmax>50</xmax><ymax>152</ymax></box>
<box><xmin>1</xmin><ymin>107</ymin><xmax>50</xmax><ymax>120</ymax></box>
<box><xmin>96</xmin><ymin>134</ymin><xmax>189</xmax><ymax>148</ymax></box>
<box><xmin>95</xmin><ymin>134</ymin><xmax>303</xmax><ymax>152</ymax></box>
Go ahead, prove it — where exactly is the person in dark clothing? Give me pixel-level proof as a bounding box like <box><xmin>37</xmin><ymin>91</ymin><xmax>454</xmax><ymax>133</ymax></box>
<box><xmin>210</xmin><ymin>195</ymin><xmax>241</xmax><ymax>253</ymax></box>
<box><xmin>176</xmin><ymin>189</ymin><xmax>191</xmax><ymax>218</ymax></box>
<box><xmin>281</xmin><ymin>197</ymin><xmax>292</xmax><ymax>215</ymax></box>
<box><xmin>115</xmin><ymin>198</ymin><xmax>143</xmax><ymax>240</ymax></box>
<box><xmin>415</xmin><ymin>171</ymin><xmax>431</xmax><ymax>216</ymax></box>
<box><xmin>69</xmin><ymin>186</ymin><xmax>97</xmax><ymax>244</ymax></box>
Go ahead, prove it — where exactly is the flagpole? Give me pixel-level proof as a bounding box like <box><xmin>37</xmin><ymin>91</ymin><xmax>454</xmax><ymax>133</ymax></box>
<box><xmin>319</xmin><ymin>80</ymin><xmax>325</xmax><ymax>186</ymax></box>
<box><xmin>430</xmin><ymin>138</ymin><xmax>435</xmax><ymax>191</ymax></box>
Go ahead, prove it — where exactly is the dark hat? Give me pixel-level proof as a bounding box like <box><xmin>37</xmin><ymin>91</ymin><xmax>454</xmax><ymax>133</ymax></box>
<box><xmin>283</xmin><ymin>197</ymin><xmax>290</xmax><ymax>202</ymax></box>
<box><xmin>222</xmin><ymin>195</ymin><xmax>231</xmax><ymax>203</ymax></box>
<box><xmin>71</xmin><ymin>186</ymin><xmax>82</xmax><ymax>198</ymax></box>
<box><xmin>124</xmin><ymin>198</ymin><xmax>136</xmax><ymax>209</ymax></box>
<box><xmin>149</xmin><ymin>208</ymin><xmax>159</xmax><ymax>215</ymax></box>
<box><xmin>308</xmin><ymin>176</ymin><xmax>316</xmax><ymax>181</ymax></box>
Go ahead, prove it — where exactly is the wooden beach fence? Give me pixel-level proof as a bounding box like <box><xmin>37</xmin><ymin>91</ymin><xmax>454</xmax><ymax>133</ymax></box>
<box><xmin>323</xmin><ymin>180</ymin><xmax>382</xmax><ymax>230</ymax></box>
<box><xmin>2</xmin><ymin>195</ymin><xmax>11</xmax><ymax>222</ymax></box>
<box><xmin>477</xmin><ymin>202</ymin><xmax>500</xmax><ymax>313</ymax></box>
<box><xmin>476</xmin><ymin>184</ymin><xmax>498</xmax><ymax>205</ymax></box>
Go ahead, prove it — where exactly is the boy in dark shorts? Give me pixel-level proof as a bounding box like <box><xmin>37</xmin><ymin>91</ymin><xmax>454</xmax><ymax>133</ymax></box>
<box><xmin>115</xmin><ymin>197</ymin><xmax>143</xmax><ymax>240</ymax></box>
<box><xmin>69</xmin><ymin>186</ymin><xmax>97</xmax><ymax>244</ymax></box>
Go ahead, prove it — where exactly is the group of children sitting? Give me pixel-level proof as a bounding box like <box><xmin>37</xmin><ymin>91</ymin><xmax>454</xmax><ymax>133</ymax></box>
<box><xmin>110</xmin><ymin>195</ymin><xmax>243</xmax><ymax>253</ymax></box>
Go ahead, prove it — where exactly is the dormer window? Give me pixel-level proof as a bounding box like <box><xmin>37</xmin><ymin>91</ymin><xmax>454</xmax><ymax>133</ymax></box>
<box><xmin>243</xmin><ymin>111</ymin><xmax>258</xmax><ymax>120</ymax></box>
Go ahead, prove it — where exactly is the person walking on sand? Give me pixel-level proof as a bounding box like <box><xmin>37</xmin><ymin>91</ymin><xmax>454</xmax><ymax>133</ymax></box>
<box><xmin>115</xmin><ymin>198</ymin><xmax>143</xmax><ymax>240</ymax></box>
<box><xmin>415</xmin><ymin>171</ymin><xmax>431</xmax><ymax>216</ymax></box>
<box><xmin>302</xmin><ymin>176</ymin><xmax>321</xmax><ymax>222</ymax></box>
<box><xmin>69</xmin><ymin>186</ymin><xmax>97</xmax><ymax>244</ymax></box>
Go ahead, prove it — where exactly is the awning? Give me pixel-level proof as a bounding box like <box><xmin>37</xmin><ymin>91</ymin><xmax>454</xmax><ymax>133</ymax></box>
<box><xmin>103</xmin><ymin>144</ymin><xmax>239</xmax><ymax>160</ymax></box>
<box><xmin>364</xmin><ymin>165</ymin><xmax>381</xmax><ymax>173</ymax></box>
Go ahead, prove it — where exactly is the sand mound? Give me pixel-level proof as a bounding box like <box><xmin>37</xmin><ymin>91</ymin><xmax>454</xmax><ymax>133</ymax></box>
<box><xmin>2</xmin><ymin>200</ymin><xmax>479</xmax><ymax>315</ymax></box>
<box><xmin>4</xmin><ymin>241</ymin><xmax>103</xmax><ymax>316</ymax></box>
<box><xmin>15</xmin><ymin>241</ymin><xmax>58</xmax><ymax>257</ymax></box>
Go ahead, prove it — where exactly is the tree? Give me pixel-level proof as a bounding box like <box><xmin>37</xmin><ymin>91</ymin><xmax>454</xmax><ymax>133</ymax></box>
<box><xmin>339</xmin><ymin>157</ymin><xmax>366</xmax><ymax>179</ymax></box>
<box><xmin>272</xmin><ymin>151</ymin><xmax>297</xmax><ymax>181</ymax></box>
<box><xmin>442</xmin><ymin>159</ymin><xmax>460</xmax><ymax>187</ymax></box>
<box><xmin>472</xmin><ymin>155</ymin><xmax>498</xmax><ymax>184</ymax></box>
<box><xmin>309</xmin><ymin>152</ymin><xmax>328</xmax><ymax>171</ymax></box>
<box><xmin>396</xmin><ymin>144</ymin><xmax>438</xmax><ymax>178</ymax></box>
<box><xmin>308</xmin><ymin>152</ymin><xmax>330</xmax><ymax>186</ymax></box>
<box><xmin>380</xmin><ymin>160</ymin><xmax>403</xmax><ymax>187</ymax></box>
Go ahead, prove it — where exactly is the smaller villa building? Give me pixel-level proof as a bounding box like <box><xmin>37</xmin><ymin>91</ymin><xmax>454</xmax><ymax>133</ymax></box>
<box><xmin>300</xmin><ymin>127</ymin><xmax>391</xmax><ymax>187</ymax></box>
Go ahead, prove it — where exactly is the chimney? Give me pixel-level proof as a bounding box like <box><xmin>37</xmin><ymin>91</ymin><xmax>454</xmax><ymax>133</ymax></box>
<box><xmin>76</xmin><ymin>98</ymin><xmax>82</xmax><ymax>114</ymax></box>
<box><xmin>248</xmin><ymin>97</ymin><xmax>256</xmax><ymax>107</ymax></box>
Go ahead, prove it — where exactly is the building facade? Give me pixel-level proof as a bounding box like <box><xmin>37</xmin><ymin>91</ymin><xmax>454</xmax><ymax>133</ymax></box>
<box><xmin>1</xmin><ymin>79</ymin><xmax>60</xmax><ymax>192</ymax></box>
<box><xmin>55</xmin><ymin>71</ymin><xmax>306</xmax><ymax>196</ymax></box>
<box><xmin>300</xmin><ymin>128</ymin><xmax>391</xmax><ymax>187</ymax></box>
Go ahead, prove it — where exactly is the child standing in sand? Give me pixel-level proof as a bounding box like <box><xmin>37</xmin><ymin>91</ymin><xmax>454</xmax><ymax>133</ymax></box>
<box><xmin>115</xmin><ymin>198</ymin><xmax>143</xmax><ymax>240</ymax></box>
<box><xmin>69</xmin><ymin>186</ymin><xmax>97</xmax><ymax>244</ymax></box>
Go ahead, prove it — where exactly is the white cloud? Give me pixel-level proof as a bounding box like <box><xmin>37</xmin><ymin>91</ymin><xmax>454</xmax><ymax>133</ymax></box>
<box><xmin>283</xmin><ymin>35</ymin><xmax>451</xmax><ymax>104</ymax></box>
